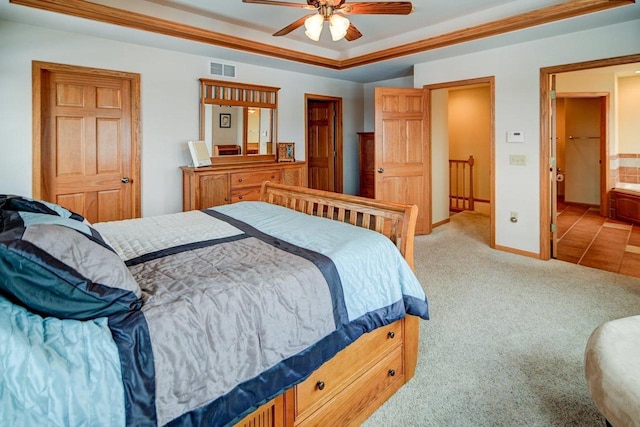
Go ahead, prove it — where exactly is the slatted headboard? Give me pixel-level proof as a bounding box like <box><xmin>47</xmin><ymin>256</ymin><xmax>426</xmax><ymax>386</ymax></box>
<box><xmin>259</xmin><ymin>181</ymin><xmax>418</xmax><ymax>269</ymax></box>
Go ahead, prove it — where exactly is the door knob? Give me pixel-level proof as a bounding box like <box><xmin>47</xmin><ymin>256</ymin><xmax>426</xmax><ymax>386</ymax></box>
<box><xmin>121</xmin><ymin>177</ymin><xmax>130</xmax><ymax>184</ymax></box>
<box><xmin>377</xmin><ymin>168</ymin><xmax>384</xmax><ymax>173</ymax></box>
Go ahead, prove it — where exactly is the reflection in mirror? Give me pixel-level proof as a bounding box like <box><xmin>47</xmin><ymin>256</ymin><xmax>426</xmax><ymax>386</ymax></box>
<box><xmin>200</xmin><ymin>79</ymin><xmax>279</xmax><ymax>163</ymax></box>
<box><xmin>203</xmin><ymin>105</ymin><xmax>273</xmax><ymax>156</ymax></box>
<box><xmin>246</xmin><ymin>107</ymin><xmax>273</xmax><ymax>155</ymax></box>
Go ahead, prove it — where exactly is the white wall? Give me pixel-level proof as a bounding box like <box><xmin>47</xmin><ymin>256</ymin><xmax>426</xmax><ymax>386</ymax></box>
<box><xmin>619</xmin><ymin>75</ymin><xmax>640</xmax><ymax>154</ymax></box>
<box><xmin>0</xmin><ymin>20</ymin><xmax>364</xmax><ymax>217</ymax></box>
<box><xmin>431</xmin><ymin>88</ymin><xmax>450</xmax><ymax>225</ymax></box>
<box><xmin>413</xmin><ymin>19</ymin><xmax>640</xmax><ymax>255</ymax></box>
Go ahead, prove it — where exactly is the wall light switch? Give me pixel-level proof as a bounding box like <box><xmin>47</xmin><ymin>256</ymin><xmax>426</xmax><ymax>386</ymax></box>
<box><xmin>507</xmin><ymin>131</ymin><xmax>525</xmax><ymax>143</ymax></box>
<box><xmin>510</xmin><ymin>154</ymin><xmax>526</xmax><ymax>166</ymax></box>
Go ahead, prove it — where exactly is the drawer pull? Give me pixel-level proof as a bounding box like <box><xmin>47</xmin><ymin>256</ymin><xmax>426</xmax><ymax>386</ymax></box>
<box><xmin>271</xmin><ymin>175</ymin><xmax>275</xmax><ymax>179</ymax></box>
<box><xmin>224</xmin><ymin>198</ymin><xmax>229</xmax><ymax>202</ymax></box>
<box><xmin>238</xmin><ymin>196</ymin><xmax>243</xmax><ymax>200</ymax></box>
<box><xmin>388</xmin><ymin>369</ymin><xmax>396</xmax><ymax>377</ymax></box>
<box><xmin>316</xmin><ymin>381</ymin><xmax>325</xmax><ymax>391</ymax></box>
<box><xmin>387</xmin><ymin>331</ymin><xmax>395</xmax><ymax>339</ymax></box>
<box><xmin>238</xmin><ymin>178</ymin><xmax>243</xmax><ymax>183</ymax></box>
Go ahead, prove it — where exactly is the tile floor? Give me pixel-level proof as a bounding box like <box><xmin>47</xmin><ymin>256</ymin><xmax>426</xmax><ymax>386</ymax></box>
<box><xmin>556</xmin><ymin>201</ymin><xmax>640</xmax><ymax>278</ymax></box>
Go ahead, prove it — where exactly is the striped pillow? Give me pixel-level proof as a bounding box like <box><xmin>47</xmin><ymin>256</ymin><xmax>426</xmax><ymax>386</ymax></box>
<box><xmin>0</xmin><ymin>210</ymin><xmax>142</xmax><ymax>320</ymax></box>
<box><xmin>0</xmin><ymin>194</ymin><xmax>85</xmax><ymax>222</ymax></box>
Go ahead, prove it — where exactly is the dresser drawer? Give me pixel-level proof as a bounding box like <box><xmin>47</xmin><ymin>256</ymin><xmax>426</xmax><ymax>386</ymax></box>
<box><xmin>231</xmin><ymin>187</ymin><xmax>262</xmax><ymax>203</ymax></box>
<box><xmin>295</xmin><ymin>321</ymin><xmax>402</xmax><ymax>418</ymax></box>
<box><xmin>231</xmin><ymin>170</ymin><xmax>280</xmax><ymax>188</ymax></box>
<box><xmin>296</xmin><ymin>345</ymin><xmax>404</xmax><ymax>427</ymax></box>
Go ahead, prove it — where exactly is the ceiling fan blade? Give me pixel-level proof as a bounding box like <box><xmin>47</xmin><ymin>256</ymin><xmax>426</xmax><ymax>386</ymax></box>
<box><xmin>243</xmin><ymin>0</ymin><xmax>316</xmax><ymax>10</ymax></box>
<box><xmin>339</xmin><ymin>2</ymin><xmax>414</xmax><ymax>15</ymax></box>
<box><xmin>273</xmin><ymin>13</ymin><xmax>316</xmax><ymax>36</ymax></box>
<box><xmin>344</xmin><ymin>23</ymin><xmax>363</xmax><ymax>41</ymax></box>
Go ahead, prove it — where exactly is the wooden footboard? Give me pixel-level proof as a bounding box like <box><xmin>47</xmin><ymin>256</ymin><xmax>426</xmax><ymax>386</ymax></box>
<box><xmin>233</xmin><ymin>182</ymin><xmax>420</xmax><ymax>427</ymax></box>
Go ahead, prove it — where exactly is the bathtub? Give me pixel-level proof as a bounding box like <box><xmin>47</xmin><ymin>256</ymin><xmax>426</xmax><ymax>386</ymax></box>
<box><xmin>610</xmin><ymin>183</ymin><xmax>640</xmax><ymax>224</ymax></box>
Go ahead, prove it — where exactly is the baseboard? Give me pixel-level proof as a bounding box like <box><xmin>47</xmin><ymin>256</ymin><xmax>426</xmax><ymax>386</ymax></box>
<box><xmin>432</xmin><ymin>218</ymin><xmax>451</xmax><ymax>228</ymax></box>
<box><xmin>495</xmin><ymin>244</ymin><xmax>541</xmax><ymax>259</ymax></box>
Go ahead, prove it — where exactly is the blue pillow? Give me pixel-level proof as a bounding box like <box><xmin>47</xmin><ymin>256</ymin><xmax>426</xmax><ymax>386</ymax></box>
<box><xmin>0</xmin><ymin>195</ymin><xmax>85</xmax><ymax>222</ymax></box>
<box><xmin>0</xmin><ymin>210</ymin><xmax>142</xmax><ymax>320</ymax></box>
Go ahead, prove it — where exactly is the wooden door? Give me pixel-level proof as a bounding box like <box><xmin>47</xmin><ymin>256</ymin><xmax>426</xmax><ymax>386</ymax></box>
<box><xmin>374</xmin><ymin>87</ymin><xmax>429</xmax><ymax>235</ymax></box>
<box><xmin>37</xmin><ymin>64</ymin><xmax>139</xmax><ymax>223</ymax></box>
<box><xmin>563</xmin><ymin>97</ymin><xmax>605</xmax><ymax>209</ymax></box>
<box><xmin>550</xmin><ymin>75</ymin><xmax>559</xmax><ymax>258</ymax></box>
<box><xmin>307</xmin><ymin>100</ymin><xmax>336</xmax><ymax>192</ymax></box>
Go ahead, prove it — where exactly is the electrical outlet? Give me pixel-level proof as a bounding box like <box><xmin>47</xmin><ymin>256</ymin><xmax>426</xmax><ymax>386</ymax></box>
<box><xmin>510</xmin><ymin>155</ymin><xmax>526</xmax><ymax>166</ymax></box>
<box><xmin>510</xmin><ymin>211</ymin><xmax>518</xmax><ymax>223</ymax></box>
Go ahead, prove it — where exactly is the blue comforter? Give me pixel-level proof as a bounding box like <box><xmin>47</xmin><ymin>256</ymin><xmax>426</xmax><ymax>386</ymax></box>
<box><xmin>0</xmin><ymin>202</ymin><xmax>429</xmax><ymax>426</ymax></box>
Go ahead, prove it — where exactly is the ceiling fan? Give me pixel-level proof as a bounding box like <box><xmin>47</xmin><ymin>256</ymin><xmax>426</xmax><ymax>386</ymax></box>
<box><xmin>242</xmin><ymin>0</ymin><xmax>414</xmax><ymax>42</ymax></box>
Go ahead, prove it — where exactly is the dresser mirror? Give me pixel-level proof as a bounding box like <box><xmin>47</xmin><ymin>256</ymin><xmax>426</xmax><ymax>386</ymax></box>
<box><xmin>200</xmin><ymin>79</ymin><xmax>279</xmax><ymax>164</ymax></box>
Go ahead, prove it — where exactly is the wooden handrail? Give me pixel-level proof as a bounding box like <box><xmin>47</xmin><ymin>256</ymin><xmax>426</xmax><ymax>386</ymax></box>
<box><xmin>449</xmin><ymin>156</ymin><xmax>475</xmax><ymax>212</ymax></box>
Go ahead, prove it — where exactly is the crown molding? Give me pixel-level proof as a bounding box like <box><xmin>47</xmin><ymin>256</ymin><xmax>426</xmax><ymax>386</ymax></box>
<box><xmin>10</xmin><ymin>0</ymin><xmax>636</xmax><ymax>71</ymax></box>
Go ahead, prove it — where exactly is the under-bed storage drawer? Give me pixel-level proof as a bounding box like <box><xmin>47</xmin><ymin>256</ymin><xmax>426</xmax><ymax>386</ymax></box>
<box><xmin>296</xmin><ymin>346</ymin><xmax>404</xmax><ymax>427</ymax></box>
<box><xmin>294</xmin><ymin>321</ymin><xmax>403</xmax><ymax>423</ymax></box>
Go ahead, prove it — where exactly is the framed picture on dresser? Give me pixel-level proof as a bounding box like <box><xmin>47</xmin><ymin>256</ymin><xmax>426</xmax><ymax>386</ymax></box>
<box><xmin>277</xmin><ymin>142</ymin><xmax>295</xmax><ymax>162</ymax></box>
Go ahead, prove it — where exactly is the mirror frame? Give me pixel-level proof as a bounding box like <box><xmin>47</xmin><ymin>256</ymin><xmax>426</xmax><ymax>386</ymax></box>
<box><xmin>200</xmin><ymin>78</ymin><xmax>280</xmax><ymax>164</ymax></box>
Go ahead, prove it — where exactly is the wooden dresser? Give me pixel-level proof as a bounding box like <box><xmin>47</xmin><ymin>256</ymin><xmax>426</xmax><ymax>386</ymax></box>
<box><xmin>181</xmin><ymin>162</ymin><xmax>307</xmax><ymax>211</ymax></box>
<box><xmin>358</xmin><ymin>132</ymin><xmax>375</xmax><ymax>198</ymax></box>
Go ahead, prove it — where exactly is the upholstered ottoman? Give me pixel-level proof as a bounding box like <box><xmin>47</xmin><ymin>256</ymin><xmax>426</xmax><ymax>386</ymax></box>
<box><xmin>585</xmin><ymin>315</ymin><xmax>640</xmax><ymax>427</ymax></box>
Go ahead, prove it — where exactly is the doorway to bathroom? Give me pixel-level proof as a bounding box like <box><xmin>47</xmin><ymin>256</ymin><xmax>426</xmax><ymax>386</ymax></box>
<box><xmin>540</xmin><ymin>53</ymin><xmax>640</xmax><ymax>277</ymax></box>
<box><xmin>554</xmin><ymin>95</ymin><xmax>607</xmax><ymax>218</ymax></box>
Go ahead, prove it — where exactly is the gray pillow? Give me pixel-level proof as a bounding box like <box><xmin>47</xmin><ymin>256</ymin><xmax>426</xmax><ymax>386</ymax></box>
<box><xmin>0</xmin><ymin>194</ymin><xmax>85</xmax><ymax>222</ymax></box>
<box><xmin>0</xmin><ymin>210</ymin><xmax>142</xmax><ymax>320</ymax></box>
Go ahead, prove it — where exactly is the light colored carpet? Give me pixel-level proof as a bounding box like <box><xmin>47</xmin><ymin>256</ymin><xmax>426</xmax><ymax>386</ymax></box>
<box><xmin>364</xmin><ymin>210</ymin><xmax>640</xmax><ymax>427</ymax></box>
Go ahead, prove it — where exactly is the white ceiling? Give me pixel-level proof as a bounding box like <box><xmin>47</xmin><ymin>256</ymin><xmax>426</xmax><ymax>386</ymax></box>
<box><xmin>2</xmin><ymin>0</ymin><xmax>640</xmax><ymax>82</ymax></box>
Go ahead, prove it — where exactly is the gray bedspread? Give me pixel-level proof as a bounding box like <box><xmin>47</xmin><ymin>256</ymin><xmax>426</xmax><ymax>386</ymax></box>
<box><xmin>17</xmin><ymin>201</ymin><xmax>428</xmax><ymax>426</ymax></box>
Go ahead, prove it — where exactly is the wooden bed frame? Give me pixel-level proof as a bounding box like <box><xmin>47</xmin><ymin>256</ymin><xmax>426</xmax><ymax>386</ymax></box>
<box><xmin>234</xmin><ymin>182</ymin><xmax>421</xmax><ymax>427</ymax></box>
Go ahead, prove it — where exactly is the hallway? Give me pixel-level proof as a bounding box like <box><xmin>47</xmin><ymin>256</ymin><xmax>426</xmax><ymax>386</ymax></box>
<box><xmin>556</xmin><ymin>201</ymin><xmax>640</xmax><ymax>278</ymax></box>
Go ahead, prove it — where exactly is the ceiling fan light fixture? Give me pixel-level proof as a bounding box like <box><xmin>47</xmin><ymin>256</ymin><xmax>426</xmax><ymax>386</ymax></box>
<box><xmin>304</xmin><ymin>14</ymin><xmax>323</xmax><ymax>41</ymax></box>
<box><xmin>329</xmin><ymin>14</ymin><xmax>349</xmax><ymax>41</ymax></box>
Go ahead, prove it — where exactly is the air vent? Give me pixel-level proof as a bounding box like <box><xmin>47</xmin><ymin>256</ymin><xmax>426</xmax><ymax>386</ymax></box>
<box><xmin>209</xmin><ymin>61</ymin><xmax>236</xmax><ymax>78</ymax></box>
